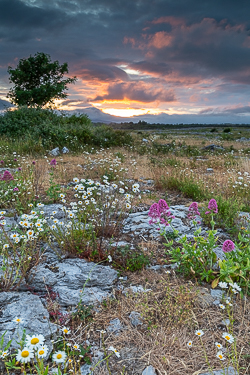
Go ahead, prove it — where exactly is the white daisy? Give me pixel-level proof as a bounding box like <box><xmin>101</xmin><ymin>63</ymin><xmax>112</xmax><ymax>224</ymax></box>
<box><xmin>37</xmin><ymin>345</ymin><xmax>48</xmax><ymax>358</ymax></box>
<box><xmin>222</xmin><ymin>332</ymin><xmax>234</xmax><ymax>343</ymax></box>
<box><xmin>187</xmin><ymin>340</ymin><xmax>192</xmax><ymax>347</ymax></box>
<box><xmin>195</xmin><ymin>330</ymin><xmax>204</xmax><ymax>337</ymax></box>
<box><xmin>216</xmin><ymin>351</ymin><xmax>226</xmax><ymax>361</ymax></box>
<box><xmin>52</xmin><ymin>351</ymin><xmax>67</xmax><ymax>363</ymax></box>
<box><xmin>25</xmin><ymin>334</ymin><xmax>45</xmax><ymax>349</ymax></box>
<box><xmin>16</xmin><ymin>347</ymin><xmax>34</xmax><ymax>363</ymax></box>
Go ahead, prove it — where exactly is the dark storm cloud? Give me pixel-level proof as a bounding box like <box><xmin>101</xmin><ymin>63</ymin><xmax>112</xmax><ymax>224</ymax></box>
<box><xmin>1</xmin><ymin>0</ymin><xmax>250</xmax><ymax>122</ymax></box>
<box><xmin>0</xmin><ymin>0</ymin><xmax>69</xmax><ymax>42</ymax></box>
<box><xmin>75</xmin><ymin>61</ymin><xmax>129</xmax><ymax>82</ymax></box>
<box><xmin>92</xmin><ymin>82</ymin><xmax>175</xmax><ymax>103</ymax></box>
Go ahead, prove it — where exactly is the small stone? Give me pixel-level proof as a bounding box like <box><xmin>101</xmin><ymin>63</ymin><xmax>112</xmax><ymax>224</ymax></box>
<box><xmin>49</xmin><ymin>147</ymin><xmax>60</xmax><ymax>156</ymax></box>
<box><xmin>61</xmin><ymin>146</ymin><xmax>69</xmax><ymax>154</ymax></box>
<box><xmin>129</xmin><ymin>311</ymin><xmax>143</xmax><ymax>327</ymax></box>
<box><xmin>107</xmin><ymin>318</ymin><xmax>123</xmax><ymax>334</ymax></box>
<box><xmin>206</xmin><ymin>168</ymin><xmax>214</xmax><ymax>173</ymax></box>
<box><xmin>142</xmin><ymin>365</ymin><xmax>157</xmax><ymax>375</ymax></box>
<box><xmin>142</xmin><ymin>138</ymin><xmax>149</xmax><ymax>142</ymax></box>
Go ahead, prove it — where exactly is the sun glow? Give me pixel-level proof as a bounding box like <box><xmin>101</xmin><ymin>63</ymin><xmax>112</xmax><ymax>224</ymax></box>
<box><xmin>101</xmin><ymin>108</ymin><xmax>150</xmax><ymax>117</ymax></box>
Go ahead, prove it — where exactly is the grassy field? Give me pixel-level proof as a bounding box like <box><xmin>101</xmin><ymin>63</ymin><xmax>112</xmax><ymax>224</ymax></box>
<box><xmin>0</xmin><ymin>109</ymin><xmax>249</xmax><ymax>374</ymax></box>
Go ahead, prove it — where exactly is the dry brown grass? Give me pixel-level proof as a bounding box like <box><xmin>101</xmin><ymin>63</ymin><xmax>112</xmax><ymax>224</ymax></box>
<box><xmin>67</xmin><ymin>271</ymin><xmax>250</xmax><ymax>375</ymax></box>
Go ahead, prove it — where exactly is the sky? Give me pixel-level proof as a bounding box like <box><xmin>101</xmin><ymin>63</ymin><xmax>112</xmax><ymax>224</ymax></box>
<box><xmin>1</xmin><ymin>0</ymin><xmax>250</xmax><ymax>124</ymax></box>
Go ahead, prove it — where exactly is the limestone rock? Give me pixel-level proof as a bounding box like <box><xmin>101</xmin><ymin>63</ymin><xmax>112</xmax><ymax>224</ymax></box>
<box><xmin>0</xmin><ymin>292</ymin><xmax>57</xmax><ymax>350</ymax></box>
<box><xmin>49</xmin><ymin>147</ymin><xmax>60</xmax><ymax>156</ymax></box>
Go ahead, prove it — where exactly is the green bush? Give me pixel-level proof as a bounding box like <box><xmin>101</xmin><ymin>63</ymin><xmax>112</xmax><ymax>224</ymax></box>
<box><xmin>0</xmin><ymin>107</ymin><xmax>133</xmax><ymax>152</ymax></box>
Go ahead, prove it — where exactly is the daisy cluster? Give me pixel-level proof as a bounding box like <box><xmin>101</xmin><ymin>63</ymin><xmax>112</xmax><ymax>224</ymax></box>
<box><xmin>0</xmin><ymin>320</ymin><xmax>120</xmax><ymax>373</ymax></box>
<box><xmin>1</xmin><ymin>203</ymin><xmax>46</xmax><ymax>248</ymax></box>
<box><xmin>186</xmin><ymin>329</ymin><xmax>235</xmax><ymax>362</ymax></box>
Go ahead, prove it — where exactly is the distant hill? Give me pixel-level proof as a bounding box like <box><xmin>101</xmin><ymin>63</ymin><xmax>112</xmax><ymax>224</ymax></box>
<box><xmin>0</xmin><ymin>99</ymin><xmax>13</xmax><ymax>111</ymax></box>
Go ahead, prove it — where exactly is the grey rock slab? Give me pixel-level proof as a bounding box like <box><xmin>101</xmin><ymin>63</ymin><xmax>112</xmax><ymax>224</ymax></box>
<box><xmin>196</xmin><ymin>288</ymin><xmax>216</xmax><ymax>308</ymax></box>
<box><xmin>49</xmin><ymin>147</ymin><xmax>60</xmax><ymax>156</ymax></box>
<box><xmin>55</xmin><ymin>285</ymin><xmax>111</xmax><ymax>307</ymax></box>
<box><xmin>42</xmin><ymin>204</ymin><xmax>65</xmax><ymax>219</ymax></box>
<box><xmin>28</xmin><ymin>259</ymin><xmax>117</xmax><ymax>307</ymax></box>
<box><xmin>129</xmin><ymin>311</ymin><xmax>143</xmax><ymax>327</ymax></box>
<box><xmin>29</xmin><ymin>258</ymin><xmax>117</xmax><ymax>291</ymax></box>
<box><xmin>0</xmin><ymin>292</ymin><xmax>57</xmax><ymax>350</ymax></box>
<box><xmin>142</xmin><ymin>365</ymin><xmax>157</xmax><ymax>375</ymax></box>
<box><xmin>200</xmin><ymin>366</ymin><xmax>238</xmax><ymax>375</ymax></box>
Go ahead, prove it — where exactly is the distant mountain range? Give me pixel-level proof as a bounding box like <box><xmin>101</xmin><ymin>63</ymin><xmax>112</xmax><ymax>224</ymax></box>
<box><xmin>1</xmin><ymin>101</ymin><xmax>250</xmax><ymax>124</ymax></box>
<box><xmin>73</xmin><ymin>106</ymin><xmax>250</xmax><ymax>125</ymax></box>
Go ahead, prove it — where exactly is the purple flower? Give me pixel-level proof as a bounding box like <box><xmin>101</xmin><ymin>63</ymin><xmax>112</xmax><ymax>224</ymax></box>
<box><xmin>148</xmin><ymin>203</ymin><xmax>159</xmax><ymax>225</ymax></box>
<box><xmin>50</xmin><ymin>159</ymin><xmax>57</xmax><ymax>166</ymax></box>
<box><xmin>187</xmin><ymin>202</ymin><xmax>200</xmax><ymax>219</ymax></box>
<box><xmin>32</xmin><ymin>161</ymin><xmax>36</xmax><ymax>165</ymax></box>
<box><xmin>18</xmin><ymin>167</ymin><xmax>22</xmax><ymax>171</ymax></box>
<box><xmin>158</xmin><ymin>199</ymin><xmax>170</xmax><ymax>214</ymax></box>
<box><xmin>222</xmin><ymin>240</ymin><xmax>235</xmax><ymax>253</ymax></box>
<box><xmin>206</xmin><ymin>199</ymin><xmax>218</xmax><ymax>214</ymax></box>
<box><xmin>0</xmin><ymin>160</ymin><xmax>4</xmax><ymax>164</ymax></box>
<box><xmin>13</xmin><ymin>187</ymin><xmax>19</xmax><ymax>192</ymax></box>
<box><xmin>1</xmin><ymin>170</ymin><xmax>14</xmax><ymax>181</ymax></box>
<box><xmin>14</xmin><ymin>158</ymin><xmax>17</xmax><ymax>162</ymax></box>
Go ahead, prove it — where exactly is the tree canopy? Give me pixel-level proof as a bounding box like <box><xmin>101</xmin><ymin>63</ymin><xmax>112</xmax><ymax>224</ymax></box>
<box><xmin>7</xmin><ymin>52</ymin><xmax>77</xmax><ymax>107</ymax></box>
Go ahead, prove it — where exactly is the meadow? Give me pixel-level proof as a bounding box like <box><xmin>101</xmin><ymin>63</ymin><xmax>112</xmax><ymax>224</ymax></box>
<box><xmin>0</xmin><ymin>108</ymin><xmax>249</xmax><ymax>375</ymax></box>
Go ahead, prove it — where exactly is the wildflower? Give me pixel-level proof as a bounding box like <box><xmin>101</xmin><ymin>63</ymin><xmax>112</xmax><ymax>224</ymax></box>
<box><xmin>62</xmin><ymin>327</ymin><xmax>71</xmax><ymax>335</ymax></box>
<box><xmin>195</xmin><ymin>330</ymin><xmax>204</xmax><ymax>337</ymax></box>
<box><xmin>59</xmin><ymin>194</ymin><xmax>65</xmax><ymax>198</ymax></box>
<box><xmin>219</xmin><ymin>304</ymin><xmax>225</xmax><ymax>310</ymax></box>
<box><xmin>218</xmin><ymin>282</ymin><xmax>228</xmax><ymax>289</ymax></box>
<box><xmin>148</xmin><ymin>203</ymin><xmax>159</xmax><ymax>225</ymax></box>
<box><xmin>108</xmin><ymin>346</ymin><xmax>120</xmax><ymax>358</ymax></box>
<box><xmin>216</xmin><ymin>351</ymin><xmax>226</xmax><ymax>361</ymax></box>
<box><xmin>50</xmin><ymin>159</ymin><xmax>57</xmax><ymax>166</ymax></box>
<box><xmin>26</xmin><ymin>334</ymin><xmax>45</xmax><ymax>349</ymax></box>
<box><xmin>13</xmin><ymin>187</ymin><xmax>19</xmax><ymax>192</ymax></box>
<box><xmin>187</xmin><ymin>202</ymin><xmax>200</xmax><ymax>220</ymax></box>
<box><xmin>52</xmin><ymin>351</ymin><xmax>67</xmax><ymax>363</ymax></box>
<box><xmin>187</xmin><ymin>341</ymin><xmax>192</xmax><ymax>347</ymax></box>
<box><xmin>205</xmin><ymin>199</ymin><xmax>218</xmax><ymax>214</ymax></box>
<box><xmin>1</xmin><ymin>350</ymin><xmax>9</xmax><ymax>358</ymax></box>
<box><xmin>73</xmin><ymin>178</ymin><xmax>79</xmax><ymax>183</ymax></box>
<box><xmin>16</xmin><ymin>348</ymin><xmax>34</xmax><ymax>363</ymax></box>
<box><xmin>10</xmin><ymin>233</ymin><xmax>19</xmax><ymax>239</ymax></box>
<box><xmin>3</xmin><ymin>244</ymin><xmax>9</xmax><ymax>249</ymax></box>
<box><xmin>32</xmin><ymin>161</ymin><xmax>36</xmax><ymax>165</ymax></box>
<box><xmin>1</xmin><ymin>171</ymin><xmax>14</xmax><ymax>181</ymax></box>
<box><xmin>12</xmin><ymin>317</ymin><xmax>23</xmax><ymax>324</ymax></box>
<box><xmin>72</xmin><ymin>344</ymin><xmax>80</xmax><ymax>351</ymax></box>
<box><xmin>37</xmin><ymin>345</ymin><xmax>48</xmax><ymax>358</ymax></box>
<box><xmin>126</xmin><ymin>202</ymin><xmax>131</xmax><ymax>209</ymax></box>
<box><xmin>215</xmin><ymin>342</ymin><xmax>223</xmax><ymax>349</ymax></box>
<box><xmin>222</xmin><ymin>240</ymin><xmax>235</xmax><ymax>253</ymax></box>
<box><xmin>222</xmin><ymin>332</ymin><xmax>234</xmax><ymax>343</ymax></box>
<box><xmin>107</xmin><ymin>255</ymin><xmax>112</xmax><ymax>262</ymax></box>
<box><xmin>230</xmin><ymin>282</ymin><xmax>241</xmax><ymax>292</ymax></box>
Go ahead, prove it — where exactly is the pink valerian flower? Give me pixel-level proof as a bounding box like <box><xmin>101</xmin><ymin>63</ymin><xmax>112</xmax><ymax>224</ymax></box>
<box><xmin>50</xmin><ymin>159</ymin><xmax>57</xmax><ymax>166</ymax></box>
<box><xmin>205</xmin><ymin>199</ymin><xmax>218</xmax><ymax>214</ymax></box>
<box><xmin>1</xmin><ymin>170</ymin><xmax>14</xmax><ymax>181</ymax></box>
<box><xmin>187</xmin><ymin>202</ymin><xmax>200</xmax><ymax>220</ymax></box>
<box><xmin>148</xmin><ymin>203</ymin><xmax>159</xmax><ymax>225</ymax></box>
<box><xmin>222</xmin><ymin>240</ymin><xmax>235</xmax><ymax>253</ymax></box>
<box><xmin>13</xmin><ymin>187</ymin><xmax>19</xmax><ymax>192</ymax></box>
<box><xmin>149</xmin><ymin>199</ymin><xmax>175</xmax><ymax>226</ymax></box>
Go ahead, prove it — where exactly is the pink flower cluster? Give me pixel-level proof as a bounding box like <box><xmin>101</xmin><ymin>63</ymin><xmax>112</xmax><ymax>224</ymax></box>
<box><xmin>222</xmin><ymin>240</ymin><xmax>235</xmax><ymax>253</ymax></box>
<box><xmin>0</xmin><ymin>170</ymin><xmax>14</xmax><ymax>181</ymax></box>
<box><xmin>187</xmin><ymin>202</ymin><xmax>200</xmax><ymax>220</ymax></box>
<box><xmin>50</xmin><ymin>159</ymin><xmax>57</xmax><ymax>166</ymax></box>
<box><xmin>205</xmin><ymin>199</ymin><xmax>218</xmax><ymax>214</ymax></box>
<box><xmin>148</xmin><ymin>199</ymin><xmax>175</xmax><ymax>226</ymax></box>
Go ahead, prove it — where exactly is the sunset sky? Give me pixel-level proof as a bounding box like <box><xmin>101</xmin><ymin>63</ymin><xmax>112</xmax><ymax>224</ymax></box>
<box><xmin>1</xmin><ymin>0</ymin><xmax>250</xmax><ymax>123</ymax></box>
